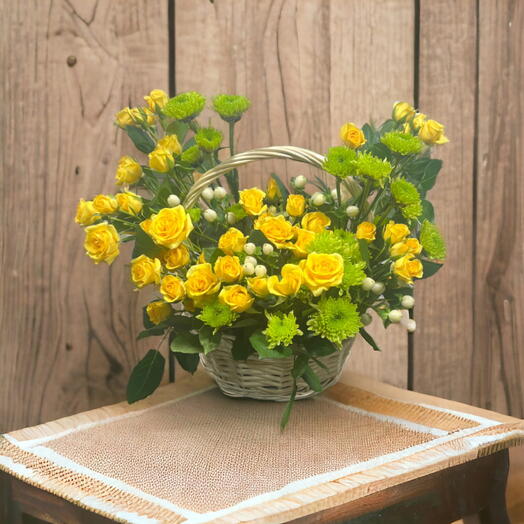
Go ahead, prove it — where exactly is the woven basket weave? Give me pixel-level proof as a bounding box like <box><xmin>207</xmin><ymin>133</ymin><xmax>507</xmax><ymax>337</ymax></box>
<box><xmin>185</xmin><ymin>145</ymin><xmax>351</xmax><ymax>401</ymax></box>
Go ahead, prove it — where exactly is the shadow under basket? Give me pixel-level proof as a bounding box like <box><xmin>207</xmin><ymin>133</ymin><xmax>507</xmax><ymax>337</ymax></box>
<box><xmin>200</xmin><ymin>338</ymin><xmax>353</xmax><ymax>402</ymax></box>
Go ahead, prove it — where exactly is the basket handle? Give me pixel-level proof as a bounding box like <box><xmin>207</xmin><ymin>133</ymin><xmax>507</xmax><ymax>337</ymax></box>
<box><xmin>183</xmin><ymin>146</ymin><xmax>326</xmax><ymax>208</ymax></box>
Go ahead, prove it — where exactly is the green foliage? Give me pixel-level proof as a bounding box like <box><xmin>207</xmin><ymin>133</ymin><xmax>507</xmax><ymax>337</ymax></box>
<box><xmin>169</xmin><ymin>332</ymin><xmax>202</xmax><ymax>354</ymax></box>
<box><xmin>199</xmin><ymin>326</ymin><xmax>222</xmax><ymax>354</ymax></box>
<box><xmin>163</xmin><ymin>91</ymin><xmax>206</xmax><ymax>121</ymax></box>
<box><xmin>127</xmin><ymin>350</ymin><xmax>165</xmax><ymax>403</ymax></box>
<box><xmin>173</xmin><ymin>352</ymin><xmax>200</xmax><ymax>373</ymax></box>
<box><xmin>124</xmin><ymin>126</ymin><xmax>156</xmax><ymax>154</ymax></box>
<box><xmin>195</xmin><ymin>127</ymin><xmax>223</xmax><ymax>153</ymax></box>
<box><xmin>381</xmin><ymin>131</ymin><xmax>423</xmax><ymax>156</ymax></box>
<box><xmin>420</xmin><ymin>220</ymin><xmax>447</xmax><ymax>259</ymax></box>
<box><xmin>249</xmin><ymin>330</ymin><xmax>293</xmax><ymax>359</ymax></box>
<box><xmin>322</xmin><ymin>146</ymin><xmax>357</xmax><ymax>178</ymax></box>
<box><xmin>212</xmin><ymin>94</ymin><xmax>251</xmax><ymax>122</ymax></box>
<box><xmin>263</xmin><ymin>312</ymin><xmax>303</xmax><ymax>349</ymax></box>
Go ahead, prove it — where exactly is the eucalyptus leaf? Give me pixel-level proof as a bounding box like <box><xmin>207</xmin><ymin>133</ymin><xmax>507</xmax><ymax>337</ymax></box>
<box><xmin>127</xmin><ymin>350</ymin><xmax>165</xmax><ymax>403</ymax></box>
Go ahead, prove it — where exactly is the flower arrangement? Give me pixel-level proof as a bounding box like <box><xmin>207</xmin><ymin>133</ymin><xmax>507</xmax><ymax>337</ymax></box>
<box><xmin>75</xmin><ymin>90</ymin><xmax>447</xmax><ymax>427</ymax></box>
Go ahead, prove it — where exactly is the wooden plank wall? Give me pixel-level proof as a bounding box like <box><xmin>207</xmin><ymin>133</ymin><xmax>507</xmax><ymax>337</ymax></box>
<box><xmin>0</xmin><ymin>0</ymin><xmax>522</xmax><ymax>433</ymax></box>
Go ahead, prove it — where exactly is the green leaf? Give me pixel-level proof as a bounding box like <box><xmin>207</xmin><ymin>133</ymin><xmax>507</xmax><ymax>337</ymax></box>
<box><xmin>421</xmin><ymin>199</ymin><xmax>435</xmax><ymax>222</ymax></box>
<box><xmin>280</xmin><ymin>380</ymin><xmax>297</xmax><ymax>431</ymax></box>
<box><xmin>303</xmin><ymin>336</ymin><xmax>337</xmax><ymax>356</ymax></box>
<box><xmin>132</xmin><ymin>227</ymin><xmax>164</xmax><ymax>259</ymax></box>
<box><xmin>419</xmin><ymin>159</ymin><xmax>442</xmax><ymax>194</ymax></box>
<box><xmin>359</xmin><ymin>328</ymin><xmax>381</xmax><ymax>351</ymax></box>
<box><xmin>199</xmin><ymin>326</ymin><xmax>222</xmax><ymax>354</ymax></box>
<box><xmin>165</xmin><ymin>121</ymin><xmax>189</xmax><ymax>142</ymax></box>
<box><xmin>362</xmin><ymin>123</ymin><xmax>378</xmax><ymax>146</ymax></box>
<box><xmin>127</xmin><ymin>350</ymin><xmax>165</xmax><ymax>403</ymax></box>
<box><xmin>124</xmin><ymin>126</ymin><xmax>156</xmax><ymax>154</ymax></box>
<box><xmin>231</xmin><ymin>333</ymin><xmax>253</xmax><ymax>360</ymax></box>
<box><xmin>227</xmin><ymin>203</ymin><xmax>247</xmax><ymax>220</ymax></box>
<box><xmin>231</xmin><ymin>317</ymin><xmax>260</xmax><ymax>329</ymax></box>
<box><xmin>269</xmin><ymin>172</ymin><xmax>289</xmax><ymax>200</ymax></box>
<box><xmin>203</xmin><ymin>247</ymin><xmax>222</xmax><ymax>265</ymax></box>
<box><xmin>302</xmin><ymin>365</ymin><xmax>323</xmax><ymax>392</ymax></box>
<box><xmin>249</xmin><ymin>331</ymin><xmax>292</xmax><ymax>359</ymax></box>
<box><xmin>420</xmin><ymin>259</ymin><xmax>443</xmax><ymax>279</ymax></box>
<box><xmin>358</xmin><ymin>238</ymin><xmax>370</xmax><ymax>266</ymax></box>
<box><xmin>174</xmin><ymin>352</ymin><xmax>200</xmax><ymax>374</ymax></box>
<box><xmin>136</xmin><ymin>327</ymin><xmax>165</xmax><ymax>340</ymax></box>
<box><xmin>248</xmin><ymin>229</ymin><xmax>268</xmax><ymax>245</ymax></box>
<box><xmin>292</xmin><ymin>354</ymin><xmax>309</xmax><ymax>379</ymax></box>
<box><xmin>171</xmin><ymin>315</ymin><xmax>199</xmax><ymax>332</ymax></box>
<box><xmin>170</xmin><ymin>332</ymin><xmax>202</xmax><ymax>354</ymax></box>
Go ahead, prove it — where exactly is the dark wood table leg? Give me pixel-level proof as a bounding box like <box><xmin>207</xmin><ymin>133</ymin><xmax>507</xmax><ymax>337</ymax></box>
<box><xmin>0</xmin><ymin>472</ymin><xmax>23</xmax><ymax>524</ymax></box>
<box><xmin>477</xmin><ymin>448</ymin><xmax>510</xmax><ymax>524</ymax></box>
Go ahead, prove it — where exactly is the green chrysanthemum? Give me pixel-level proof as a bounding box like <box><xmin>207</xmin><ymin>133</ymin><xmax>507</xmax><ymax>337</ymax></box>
<box><xmin>356</xmin><ymin>152</ymin><xmax>393</xmax><ymax>185</ymax></box>
<box><xmin>342</xmin><ymin>261</ymin><xmax>367</xmax><ymax>288</ymax></box>
<box><xmin>197</xmin><ymin>300</ymin><xmax>237</xmax><ymax>329</ymax></box>
<box><xmin>180</xmin><ymin>145</ymin><xmax>202</xmax><ymax>166</ymax></box>
<box><xmin>323</xmin><ymin>146</ymin><xmax>357</xmax><ymax>179</ymax></box>
<box><xmin>420</xmin><ymin>220</ymin><xmax>446</xmax><ymax>259</ymax></box>
<box><xmin>212</xmin><ymin>94</ymin><xmax>251</xmax><ymax>123</ymax></box>
<box><xmin>188</xmin><ymin>207</ymin><xmax>202</xmax><ymax>223</ymax></box>
<box><xmin>381</xmin><ymin>131</ymin><xmax>423</xmax><ymax>155</ymax></box>
<box><xmin>195</xmin><ymin>127</ymin><xmax>223</xmax><ymax>153</ymax></box>
<box><xmin>307</xmin><ymin>230</ymin><xmax>362</xmax><ymax>262</ymax></box>
<box><xmin>391</xmin><ymin>178</ymin><xmax>422</xmax><ymax>219</ymax></box>
<box><xmin>263</xmin><ymin>312</ymin><xmax>303</xmax><ymax>349</ymax></box>
<box><xmin>307</xmin><ymin>297</ymin><xmax>362</xmax><ymax>347</ymax></box>
<box><xmin>163</xmin><ymin>91</ymin><xmax>206</xmax><ymax>122</ymax></box>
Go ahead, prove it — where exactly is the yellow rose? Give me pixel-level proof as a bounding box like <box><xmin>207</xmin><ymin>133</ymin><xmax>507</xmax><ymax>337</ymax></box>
<box><xmin>247</xmin><ymin>276</ymin><xmax>270</xmax><ymax>297</ymax></box>
<box><xmin>163</xmin><ymin>245</ymin><xmax>190</xmax><ymax>270</ymax></box>
<box><xmin>383</xmin><ymin>221</ymin><xmax>410</xmax><ymax>244</ymax></box>
<box><xmin>418</xmin><ymin>119</ymin><xmax>449</xmax><ymax>145</ymax></box>
<box><xmin>84</xmin><ymin>222</ymin><xmax>120</xmax><ymax>265</ymax></box>
<box><xmin>146</xmin><ymin>301</ymin><xmax>171</xmax><ymax>325</ymax></box>
<box><xmin>390</xmin><ymin>238</ymin><xmax>422</xmax><ymax>257</ymax></box>
<box><xmin>92</xmin><ymin>194</ymin><xmax>118</xmax><ymax>215</ymax></box>
<box><xmin>116</xmin><ymin>192</ymin><xmax>143</xmax><ymax>215</ymax></box>
<box><xmin>75</xmin><ymin>199</ymin><xmax>98</xmax><ymax>226</ymax></box>
<box><xmin>218</xmin><ymin>227</ymin><xmax>247</xmax><ymax>255</ymax></box>
<box><xmin>160</xmin><ymin>275</ymin><xmax>186</xmax><ymax>303</ymax></box>
<box><xmin>288</xmin><ymin>227</ymin><xmax>315</xmax><ymax>258</ymax></box>
<box><xmin>255</xmin><ymin>215</ymin><xmax>295</xmax><ymax>248</ymax></box>
<box><xmin>412</xmin><ymin>113</ymin><xmax>426</xmax><ymax>130</ymax></box>
<box><xmin>300</xmin><ymin>253</ymin><xmax>344</xmax><ymax>296</ymax></box>
<box><xmin>144</xmin><ymin>89</ymin><xmax>169</xmax><ymax>111</ymax></box>
<box><xmin>267</xmin><ymin>264</ymin><xmax>302</xmax><ymax>297</ymax></box>
<box><xmin>266</xmin><ymin>178</ymin><xmax>281</xmax><ymax>200</ymax></box>
<box><xmin>115</xmin><ymin>107</ymin><xmax>136</xmax><ymax>127</ymax></box>
<box><xmin>131</xmin><ymin>254</ymin><xmax>162</xmax><ymax>288</ymax></box>
<box><xmin>356</xmin><ymin>221</ymin><xmax>376</xmax><ymax>242</ymax></box>
<box><xmin>339</xmin><ymin>122</ymin><xmax>366</xmax><ymax>149</ymax></box>
<box><xmin>157</xmin><ymin>134</ymin><xmax>182</xmax><ymax>155</ymax></box>
<box><xmin>219</xmin><ymin>285</ymin><xmax>254</xmax><ymax>313</ymax></box>
<box><xmin>286</xmin><ymin>194</ymin><xmax>306</xmax><ymax>217</ymax></box>
<box><xmin>140</xmin><ymin>206</ymin><xmax>193</xmax><ymax>249</ymax></box>
<box><xmin>185</xmin><ymin>263</ymin><xmax>221</xmax><ymax>302</ymax></box>
<box><xmin>301</xmin><ymin>212</ymin><xmax>331</xmax><ymax>233</ymax></box>
<box><xmin>214</xmin><ymin>255</ymin><xmax>243</xmax><ymax>283</ymax></box>
<box><xmin>393</xmin><ymin>102</ymin><xmax>416</xmax><ymax>122</ymax></box>
<box><xmin>115</xmin><ymin>156</ymin><xmax>142</xmax><ymax>185</ymax></box>
<box><xmin>239</xmin><ymin>187</ymin><xmax>267</xmax><ymax>216</ymax></box>
<box><xmin>149</xmin><ymin>148</ymin><xmax>174</xmax><ymax>173</ymax></box>
<box><xmin>393</xmin><ymin>254</ymin><xmax>423</xmax><ymax>284</ymax></box>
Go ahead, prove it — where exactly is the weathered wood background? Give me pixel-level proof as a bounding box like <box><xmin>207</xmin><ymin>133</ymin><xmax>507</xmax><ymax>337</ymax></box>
<box><xmin>1</xmin><ymin>0</ymin><xmax>522</xmax><ymax>433</ymax></box>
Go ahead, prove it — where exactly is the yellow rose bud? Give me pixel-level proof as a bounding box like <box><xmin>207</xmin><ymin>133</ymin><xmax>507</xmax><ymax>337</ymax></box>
<box><xmin>185</xmin><ymin>263</ymin><xmax>221</xmax><ymax>302</ymax></box>
<box><xmin>299</xmin><ymin>253</ymin><xmax>344</xmax><ymax>296</ymax></box>
<box><xmin>115</xmin><ymin>156</ymin><xmax>142</xmax><ymax>186</ymax></box>
<box><xmin>267</xmin><ymin>264</ymin><xmax>303</xmax><ymax>297</ymax></box>
<box><xmin>75</xmin><ymin>198</ymin><xmax>98</xmax><ymax>226</ymax></box>
<box><xmin>92</xmin><ymin>194</ymin><xmax>118</xmax><ymax>215</ymax></box>
<box><xmin>393</xmin><ymin>254</ymin><xmax>423</xmax><ymax>284</ymax></box>
<box><xmin>146</xmin><ymin>301</ymin><xmax>171</xmax><ymax>325</ymax></box>
<box><xmin>288</xmin><ymin>227</ymin><xmax>316</xmax><ymax>258</ymax></box>
<box><xmin>84</xmin><ymin>222</ymin><xmax>120</xmax><ymax>265</ymax></box>
<box><xmin>214</xmin><ymin>255</ymin><xmax>243</xmax><ymax>283</ymax></box>
<box><xmin>392</xmin><ymin>102</ymin><xmax>416</xmax><ymax>122</ymax></box>
<box><xmin>163</xmin><ymin>245</ymin><xmax>190</xmax><ymax>270</ymax></box>
<box><xmin>266</xmin><ymin>178</ymin><xmax>281</xmax><ymax>200</ymax></box>
<box><xmin>131</xmin><ymin>254</ymin><xmax>162</xmax><ymax>288</ymax></box>
<box><xmin>116</xmin><ymin>192</ymin><xmax>143</xmax><ymax>215</ymax></box>
<box><xmin>255</xmin><ymin>215</ymin><xmax>295</xmax><ymax>248</ymax></box>
<box><xmin>160</xmin><ymin>275</ymin><xmax>186</xmax><ymax>303</ymax></box>
<box><xmin>157</xmin><ymin>134</ymin><xmax>182</xmax><ymax>155</ymax></box>
<box><xmin>356</xmin><ymin>221</ymin><xmax>376</xmax><ymax>242</ymax></box>
<box><xmin>219</xmin><ymin>285</ymin><xmax>254</xmax><ymax>313</ymax></box>
<box><xmin>144</xmin><ymin>89</ymin><xmax>169</xmax><ymax>111</ymax></box>
<box><xmin>390</xmin><ymin>238</ymin><xmax>422</xmax><ymax>257</ymax></box>
<box><xmin>115</xmin><ymin>107</ymin><xmax>136</xmax><ymax>127</ymax></box>
<box><xmin>140</xmin><ymin>206</ymin><xmax>193</xmax><ymax>249</ymax></box>
<box><xmin>149</xmin><ymin>148</ymin><xmax>174</xmax><ymax>173</ymax></box>
<box><xmin>301</xmin><ymin>212</ymin><xmax>331</xmax><ymax>233</ymax></box>
<box><xmin>383</xmin><ymin>221</ymin><xmax>410</xmax><ymax>244</ymax></box>
<box><xmin>412</xmin><ymin>113</ymin><xmax>427</xmax><ymax>130</ymax></box>
<box><xmin>218</xmin><ymin>227</ymin><xmax>247</xmax><ymax>255</ymax></box>
<box><xmin>418</xmin><ymin>119</ymin><xmax>449</xmax><ymax>145</ymax></box>
<box><xmin>339</xmin><ymin>122</ymin><xmax>366</xmax><ymax>149</ymax></box>
<box><xmin>247</xmin><ymin>276</ymin><xmax>270</xmax><ymax>297</ymax></box>
<box><xmin>286</xmin><ymin>194</ymin><xmax>306</xmax><ymax>217</ymax></box>
<box><xmin>239</xmin><ymin>187</ymin><xmax>267</xmax><ymax>216</ymax></box>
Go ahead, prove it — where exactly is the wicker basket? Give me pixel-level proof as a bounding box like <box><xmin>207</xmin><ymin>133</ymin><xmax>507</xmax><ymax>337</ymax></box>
<box><xmin>184</xmin><ymin>145</ymin><xmax>352</xmax><ymax>401</ymax></box>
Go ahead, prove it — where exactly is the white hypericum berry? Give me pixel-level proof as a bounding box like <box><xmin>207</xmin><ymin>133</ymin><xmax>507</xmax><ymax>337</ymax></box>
<box><xmin>167</xmin><ymin>194</ymin><xmax>180</xmax><ymax>207</ymax></box>
<box><xmin>244</xmin><ymin>256</ymin><xmax>257</xmax><ymax>267</ymax></box>
<box><xmin>203</xmin><ymin>209</ymin><xmax>217</xmax><ymax>222</ymax></box>
<box><xmin>371</xmin><ymin>282</ymin><xmax>385</xmax><ymax>295</ymax></box>
<box><xmin>404</xmin><ymin>318</ymin><xmax>417</xmax><ymax>333</ymax></box>
<box><xmin>401</xmin><ymin>295</ymin><xmax>415</xmax><ymax>309</ymax></box>
<box><xmin>227</xmin><ymin>212</ymin><xmax>237</xmax><ymax>224</ymax></box>
<box><xmin>360</xmin><ymin>312</ymin><xmax>373</xmax><ymax>326</ymax></box>
<box><xmin>243</xmin><ymin>262</ymin><xmax>255</xmax><ymax>276</ymax></box>
<box><xmin>244</xmin><ymin>243</ymin><xmax>256</xmax><ymax>255</ymax></box>
<box><xmin>255</xmin><ymin>264</ymin><xmax>267</xmax><ymax>277</ymax></box>
<box><xmin>330</xmin><ymin>188</ymin><xmax>338</xmax><ymax>200</ymax></box>
<box><xmin>214</xmin><ymin>186</ymin><xmax>227</xmax><ymax>200</ymax></box>
<box><xmin>293</xmin><ymin>175</ymin><xmax>307</xmax><ymax>189</ymax></box>
<box><xmin>361</xmin><ymin>277</ymin><xmax>375</xmax><ymax>291</ymax></box>
<box><xmin>311</xmin><ymin>192</ymin><xmax>326</xmax><ymax>206</ymax></box>
<box><xmin>262</xmin><ymin>243</ymin><xmax>274</xmax><ymax>255</ymax></box>
<box><xmin>202</xmin><ymin>187</ymin><xmax>214</xmax><ymax>201</ymax></box>
<box><xmin>346</xmin><ymin>205</ymin><xmax>359</xmax><ymax>218</ymax></box>
<box><xmin>388</xmin><ymin>309</ymin><xmax>403</xmax><ymax>323</ymax></box>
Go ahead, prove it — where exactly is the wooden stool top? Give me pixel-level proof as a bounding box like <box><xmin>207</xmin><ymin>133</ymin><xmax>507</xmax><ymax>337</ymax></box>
<box><xmin>1</xmin><ymin>372</ymin><xmax>522</xmax><ymax>523</ymax></box>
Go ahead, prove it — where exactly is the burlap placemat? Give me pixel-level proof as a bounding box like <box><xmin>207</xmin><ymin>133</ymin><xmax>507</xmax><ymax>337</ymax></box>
<box><xmin>1</xmin><ymin>371</ymin><xmax>523</xmax><ymax>523</ymax></box>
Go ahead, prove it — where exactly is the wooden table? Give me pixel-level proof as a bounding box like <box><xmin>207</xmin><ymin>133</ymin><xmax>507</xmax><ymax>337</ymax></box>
<box><xmin>1</xmin><ymin>372</ymin><xmax>522</xmax><ymax>524</ymax></box>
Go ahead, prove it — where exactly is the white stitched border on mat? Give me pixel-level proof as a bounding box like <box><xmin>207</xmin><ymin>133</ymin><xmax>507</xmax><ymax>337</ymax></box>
<box><xmin>415</xmin><ymin>402</ymin><xmax>503</xmax><ymax>426</ymax></box>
